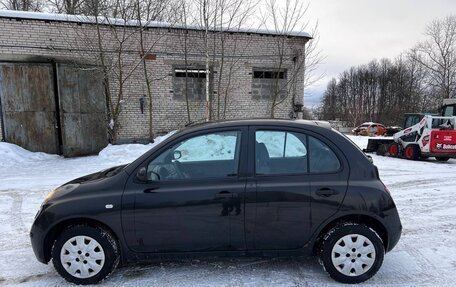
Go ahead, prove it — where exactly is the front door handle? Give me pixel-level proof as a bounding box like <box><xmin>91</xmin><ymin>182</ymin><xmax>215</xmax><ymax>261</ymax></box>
<box><xmin>143</xmin><ymin>187</ymin><xmax>159</xmax><ymax>193</ymax></box>
<box><xmin>316</xmin><ymin>188</ymin><xmax>338</xmax><ymax>197</ymax></box>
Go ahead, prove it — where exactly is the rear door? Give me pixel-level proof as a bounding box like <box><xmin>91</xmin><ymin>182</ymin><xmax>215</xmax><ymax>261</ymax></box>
<box><xmin>248</xmin><ymin>126</ymin><xmax>312</xmax><ymax>250</ymax></box>
<box><xmin>306</xmin><ymin>134</ymin><xmax>349</xmax><ymax>226</ymax></box>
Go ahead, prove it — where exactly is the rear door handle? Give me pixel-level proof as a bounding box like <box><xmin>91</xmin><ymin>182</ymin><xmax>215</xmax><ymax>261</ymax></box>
<box><xmin>316</xmin><ymin>188</ymin><xmax>338</xmax><ymax>197</ymax></box>
<box><xmin>215</xmin><ymin>191</ymin><xmax>237</xmax><ymax>199</ymax></box>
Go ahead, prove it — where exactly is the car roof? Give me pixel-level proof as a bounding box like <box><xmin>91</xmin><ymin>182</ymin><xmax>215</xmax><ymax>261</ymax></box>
<box><xmin>359</xmin><ymin>122</ymin><xmax>383</xmax><ymax>126</ymax></box>
<box><xmin>182</xmin><ymin>118</ymin><xmax>332</xmax><ymax>132</ymax></box>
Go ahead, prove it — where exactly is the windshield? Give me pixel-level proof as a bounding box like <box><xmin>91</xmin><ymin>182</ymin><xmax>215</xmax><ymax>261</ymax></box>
<box><xmin>443</xmin><ymin>105</ymin><xmax>455</xmax><ymax>117</ymax></box>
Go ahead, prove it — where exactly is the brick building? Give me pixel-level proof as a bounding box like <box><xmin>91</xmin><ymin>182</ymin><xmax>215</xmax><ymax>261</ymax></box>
<box><xmin>0</xmin><ymin>10</ymin><xmax>310</xmax><ymax>156</ymax></box>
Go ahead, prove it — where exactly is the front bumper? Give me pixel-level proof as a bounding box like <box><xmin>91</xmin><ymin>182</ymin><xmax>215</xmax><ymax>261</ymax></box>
<box><xmin>30</xmin><ymin>205</ymin><xmax>51</xmax><ymax>264</ymax></box>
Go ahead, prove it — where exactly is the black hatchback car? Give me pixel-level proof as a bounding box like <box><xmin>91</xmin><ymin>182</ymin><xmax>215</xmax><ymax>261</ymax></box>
<box><xmin>30</xmin><ymin>119</ymin><xmax>401</xmax><ymax>284</ymax></box>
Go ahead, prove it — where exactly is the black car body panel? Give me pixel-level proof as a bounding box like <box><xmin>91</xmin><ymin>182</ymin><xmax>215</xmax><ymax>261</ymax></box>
<box><xmin>30</xmin><ymin>119</ymin><xmax>402</xmax><ymax>267</ymax></box>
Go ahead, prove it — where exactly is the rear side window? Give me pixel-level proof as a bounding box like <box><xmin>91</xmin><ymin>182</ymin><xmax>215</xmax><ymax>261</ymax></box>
<box><xmin>255</xmin><ymin>131</ymin><xmax>308</xmax><ymax>175</ymax></box>
<box><xmin>255</xmin><ymin>130</ymin><xmax>340</xmax><ymax>175</ymax></box>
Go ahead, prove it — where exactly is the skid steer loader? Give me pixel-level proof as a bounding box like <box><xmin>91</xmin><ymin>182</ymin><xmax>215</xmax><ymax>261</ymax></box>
<box><xmin>364</xmin><ymin>99</ymin><xmax>456</xmax><ymax>161</ymax></box>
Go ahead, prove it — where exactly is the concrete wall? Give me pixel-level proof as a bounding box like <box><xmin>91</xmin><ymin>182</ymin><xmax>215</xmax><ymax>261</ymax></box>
<box><xmin>0</xmin><ymin>14</ymin><xmax>309</xmax><ymax>143</ymax></box>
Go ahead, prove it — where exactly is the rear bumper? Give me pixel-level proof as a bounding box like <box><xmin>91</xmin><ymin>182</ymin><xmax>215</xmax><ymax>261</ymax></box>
<box><xmin>383</xmin><ymin>207</ymin><xmax>402</xmax><ymax>252</ymax></box>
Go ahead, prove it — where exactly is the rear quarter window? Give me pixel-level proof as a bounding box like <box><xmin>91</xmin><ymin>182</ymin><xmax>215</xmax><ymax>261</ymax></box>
<box><xmin>309</xmin><ymin>136</ymin><xmax>341</xmax><ymax>173</ymax></box>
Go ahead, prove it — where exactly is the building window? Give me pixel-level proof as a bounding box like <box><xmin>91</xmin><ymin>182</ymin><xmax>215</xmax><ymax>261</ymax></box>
<box><xmin>173</xmin><ymin>68</ymin><xmax>207</xmax><ymax>101</ymax></box>
<box><xmin>252</xmin><ymin>68</ymin><xmax>288</xmax><ymax>100</ymax></box>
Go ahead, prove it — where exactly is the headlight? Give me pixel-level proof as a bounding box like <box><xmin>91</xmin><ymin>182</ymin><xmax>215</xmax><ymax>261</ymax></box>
<box><xmin>43</xmin><ymin>183</ymin><xmax>80</xmax><ymax>204</ymax></box>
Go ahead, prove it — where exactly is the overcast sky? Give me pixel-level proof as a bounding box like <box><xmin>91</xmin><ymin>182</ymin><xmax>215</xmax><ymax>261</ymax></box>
<box><xmin>304</xmin><ymin>0</ymin><xmax>456</xmax><ymax>108</ymax></box>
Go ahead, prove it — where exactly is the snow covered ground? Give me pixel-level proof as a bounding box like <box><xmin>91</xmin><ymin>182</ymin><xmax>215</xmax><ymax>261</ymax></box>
<box><xmin>0</xmin><ymin>134</ymin><xmax>455</xmax><ymax>286</ymax></box>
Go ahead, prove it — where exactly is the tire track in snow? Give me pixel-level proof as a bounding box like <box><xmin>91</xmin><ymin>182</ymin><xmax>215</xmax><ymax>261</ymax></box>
<box><xmin>388</xmin><ymin>176</ymin><xmax>456</xmax><ymax>189</ymax></box>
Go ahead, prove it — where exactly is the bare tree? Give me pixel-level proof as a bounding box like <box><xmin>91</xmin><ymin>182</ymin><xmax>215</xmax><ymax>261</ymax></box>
<box><xmin>261</xmin><ymin>0</ymin><xmax>321</xmax><ymax>118</ymax></box>
<box><xmin>0</xmin><ymin>0</ymin><xmax>42</xmax><ymax>11</ymax></box>
<box><xmin>302</xmin><ymin>22</ymin><xmax>325</xmax><ymax>93</ymax></box>
<box><xmin>136</xmin><ymin>0</ymin><xmax>175</xmax><ymax>140</ymax></box>
<box><xmin>413</xmin><ymin>15</ymin><xmax>456</xmax><ymax>102</ymax></box>
<box><xmin>212</xmin><ymin>0</ymin><xmax>256</xmax><ymax>120</ymax></box>
<box><xmin>175</xmin><ymin>0</ymin><xmax>256</xmax><ymax>121</ymax></box>
<box><xmin>46</xmin><ymin>0</ymin><xmax>83</xmax><ymax>14</ymax></box>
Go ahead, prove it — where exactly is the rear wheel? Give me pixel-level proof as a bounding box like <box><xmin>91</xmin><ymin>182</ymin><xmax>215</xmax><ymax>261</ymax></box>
<box><xmin>436</xmin><ymin>157</ymin><xmax>450</xmax><ymax>162</ymax></box>
<box><xmin>388</xmin><ymin>143</ymin><xmax>399</xmax><ymax>157</ymax></box>
<box><xmin>319</xmin><ymin>223</ymin><xmax>384</xmax><ymax>284</ymax></box>
<box><xmin>404</xmin><ymin>145</ymin><xmax>420</xmax><ymax>160</ymax></box>
<box><xmin>52</xmin><ymin>225</ymin><xmax>120</xmax><ymax>285</ymax></box>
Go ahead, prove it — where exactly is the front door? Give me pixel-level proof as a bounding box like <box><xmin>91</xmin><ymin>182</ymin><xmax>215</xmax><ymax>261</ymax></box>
<box><xmin>124</xmin><ymin>128</ymin><xmax>247</xmax><ymax>253</ymax></box>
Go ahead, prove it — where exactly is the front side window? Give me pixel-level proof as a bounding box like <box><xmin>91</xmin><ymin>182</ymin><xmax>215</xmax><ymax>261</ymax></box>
<box><xmin>147</xmin><ymin>131</ymin><xmax>241</xmax><ymax>181</ymax></box>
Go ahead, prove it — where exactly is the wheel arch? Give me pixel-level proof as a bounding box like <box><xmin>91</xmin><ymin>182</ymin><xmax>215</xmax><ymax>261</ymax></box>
<box><xmin>312</xmin><ymin>214</ymin><xmax>389</xmax><ymax>255</ymax></box>
<box><xmin>43</xmin><ymin>217</ymin><xmax>121</xmax><ymax>263</ymax></box>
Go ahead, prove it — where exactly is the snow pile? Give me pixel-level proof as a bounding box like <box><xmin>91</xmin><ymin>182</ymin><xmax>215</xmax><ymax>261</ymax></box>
<box><xmin>98</xmin><ymin>131</ymin><xmax>175</xmax><ymax>163</ymax></box>
<box><xmin>0</xmin><ymin>142</ymin><xmax>59</xmax><ymax>166</ymax></box>
<box><xmin>0</xmin><ymin>131</ymin><xmax>176</xmax><ymax>168</ymax></box>
<box><xmin>98</xmin><ymin>143</ymin><xmax>155</xmax><ymax>162</ymax></box>
<box><xmin>345</xmin><ymin>135</ymin><xmax>370</xmax><ymax>149</ymax></box>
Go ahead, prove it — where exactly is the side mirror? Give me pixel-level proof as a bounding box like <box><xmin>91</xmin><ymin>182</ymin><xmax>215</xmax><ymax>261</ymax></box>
<box><xmin>173</xmin><ymin>150</ymin><xmax>182</xmax><ymax>160</ymax></box>
<box><xmin>366</xmin><ymin>154</ymin><xmax>373</xmax><ymax>163</ymax></box>
<box><xmin>136</xmin><ymin>167</ymin><xmax>148</xmax><ymax>182</ymax></box>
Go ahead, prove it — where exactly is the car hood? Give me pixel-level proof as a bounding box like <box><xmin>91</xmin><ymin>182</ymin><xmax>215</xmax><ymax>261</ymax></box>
<box><xmin>67</xmin><ymin>164</ymin><xmax>128</xmax><ymax>184</ymax></box>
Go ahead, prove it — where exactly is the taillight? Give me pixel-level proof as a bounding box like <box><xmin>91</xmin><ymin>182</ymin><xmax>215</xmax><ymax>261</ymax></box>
<box><xmin>381</xmin><ymin>181</ymin><xmax>391</xmax><ymax>195</ymax></box>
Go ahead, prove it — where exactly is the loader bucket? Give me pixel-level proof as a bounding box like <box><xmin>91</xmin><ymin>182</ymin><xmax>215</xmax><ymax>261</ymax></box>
<box><xmin>364</xmin><ymin>138</ymin><xmax>395</xmax><ymax>153</ymax></box>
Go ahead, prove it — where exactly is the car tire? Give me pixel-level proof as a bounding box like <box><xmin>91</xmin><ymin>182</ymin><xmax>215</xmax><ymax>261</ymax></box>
<box><xmin>319</xmin><ymin>223</ymin><xmax>384</xmax><ymax>284</ymax></box>
<box><xmin>435</xmin><ymin>157</ymin><xmax>450</xmax><ymax>162</ymax></box>
<box><xmin>404</xmin><ymin>145</ymin><xmax>420</xmax><ymax>160</ymax></box>
<box><xmin>51</xmin><ymin>224</ymin><xmax>120</xmax><ymax>285</ymax></box>
<box><xmin>388</xmin><ymin>143</ymin><xmax>399</xmax><ymax>157</ymax></box>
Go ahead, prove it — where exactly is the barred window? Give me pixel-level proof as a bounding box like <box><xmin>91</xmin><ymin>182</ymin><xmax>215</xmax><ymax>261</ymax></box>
<box><xmin>251</xmin><ymin>68</ymin><xmax>288</xmax><ymax>100</ymax></box>
<box><xmin>173</xmin><ymin>68</ymin><xmax>207</xmax><ymax>101</ymax></box>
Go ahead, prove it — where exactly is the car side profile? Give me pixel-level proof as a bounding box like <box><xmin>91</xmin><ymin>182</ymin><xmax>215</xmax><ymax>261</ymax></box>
<box><xmin>352</xmin><ymin>122</ymin><xmax>386</xmax><ymax>136</ymax></box>
<box><xmin>30</xmin><ymin>119</ymin><xmax>402</xmax><ymax>284</ymax></box>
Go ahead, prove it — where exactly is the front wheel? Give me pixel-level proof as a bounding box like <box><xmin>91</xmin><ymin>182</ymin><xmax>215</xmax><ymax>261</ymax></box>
<box><xmin>319</xmin><ymin>223</ymin><xmax>385</xmax><ymax>284</ymax></box>
<box><xmin>52</xmin><ymin>225</ymin><xmax>120</xmax><ymax>285</ymax></box>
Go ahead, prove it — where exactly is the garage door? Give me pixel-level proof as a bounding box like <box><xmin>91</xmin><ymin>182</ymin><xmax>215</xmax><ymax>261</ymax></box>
<box><xmin>57</xmin><ymin>64</ymin><xmax>107</xmax><ymax>157</ymax></box>
<box><xmin>0</xmin><ymin>62</ymin><xmax>107</xmax><ymax>157</ymax></box>
<box><xmin>0</xmin><ymin>63</ymin><xmax>59</xmax><ymax>154</ymax></box>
